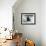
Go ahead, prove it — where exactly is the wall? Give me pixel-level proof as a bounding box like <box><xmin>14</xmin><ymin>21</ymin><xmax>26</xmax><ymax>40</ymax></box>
<box><xmin>13</xmin><ymin>0</ymin><xmax>41</xmax><ymax>46</ymax></box>
<box><xmin>0</xmin><ymin>0</ymin><xmax>16</xmax><ymax>30</ymax></box>
<box><xmin>41</xmin><ymin>0</ymin><xmax>46</xmax><ymax>46</ymax></box>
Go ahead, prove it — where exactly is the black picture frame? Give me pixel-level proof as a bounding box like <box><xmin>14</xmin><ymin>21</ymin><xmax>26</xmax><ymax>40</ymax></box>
<box><xmin>21</xmin><ymin>13</ymin><xmax>36</xmax><ymax>25</ymax></box>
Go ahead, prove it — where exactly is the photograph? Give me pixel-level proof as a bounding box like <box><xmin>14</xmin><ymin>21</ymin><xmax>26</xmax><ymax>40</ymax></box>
<box><xmin>21</xmin><ymin>13</ymin><xmax>36</xmax><ymax>25</ymax></box>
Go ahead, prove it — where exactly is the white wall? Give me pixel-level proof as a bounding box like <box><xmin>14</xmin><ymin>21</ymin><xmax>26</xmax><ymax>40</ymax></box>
<box><xmin>13</xmin><ymin>0</ymin><xmax>41</xmax><ymax>46</ymax></box>
<box><xmin>0</xmin><ymin>0</ymin><xmax>16</xmax><ymax>30</ymax></box>
<box><xmin>41</xmin><ymin>0</ymin><xmax>46</xmax><ymax>46</ymax></box>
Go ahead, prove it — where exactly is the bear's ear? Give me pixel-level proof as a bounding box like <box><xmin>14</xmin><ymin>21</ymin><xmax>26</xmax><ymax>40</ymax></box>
<box><xmin>25</xmin><ymin>40</ymin><xmax>35</xmax><ymax>46</ymax></box>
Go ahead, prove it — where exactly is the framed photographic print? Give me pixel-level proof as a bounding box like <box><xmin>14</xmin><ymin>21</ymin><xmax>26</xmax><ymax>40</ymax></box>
<box><xmin>21</xmin><ymin>13</ymin><xmax>36</xmax><ymax>25</ymax></box>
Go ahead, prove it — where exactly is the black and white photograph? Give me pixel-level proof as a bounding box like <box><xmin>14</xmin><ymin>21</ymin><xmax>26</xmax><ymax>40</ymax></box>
<box><xmin>21</xmin><ymin>13</ymin><xmax>36</xmax><ymax>25</ymax></box>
